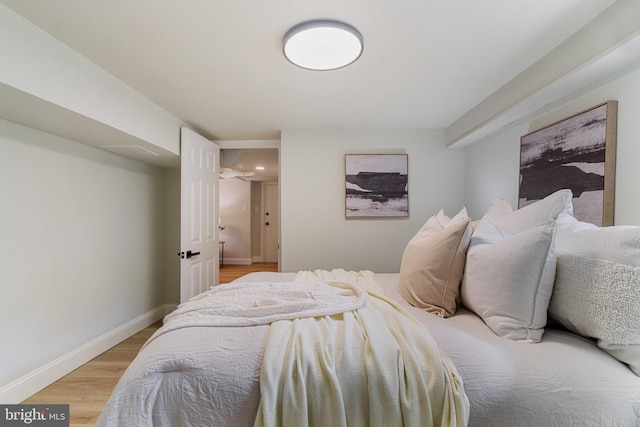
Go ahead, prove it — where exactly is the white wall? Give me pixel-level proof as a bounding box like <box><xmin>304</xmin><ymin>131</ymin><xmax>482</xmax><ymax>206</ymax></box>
<box><xmin>0</xmin><ymin>120</ymin><xmax>168</xmax><ymax>399</ymax></box>
<box><xmin>219</xmin><ymin>179</ymin><xmax>252</xmax><ymax>265</ymax></box>
<box><xmin>464</xmin><ymin>64</ymin><xmax>640</xmax><ymax>225</ymax></box>
<box><xmin>0</xmin><ymin>4</ymin><xmax>182</xmax><ymax>157</ymax></box>
<box><xmin>280</xmin><ymin>129</ymin><xmax>466</xmax><ymax>273</ymax></box>
<box><xmin>0</xmin><ymin>8</ymin><xmax>193</xmax><ymax>401</ymax></box>
<box><xmin>462</xmin><ymin>123</ymin><xmax>526</xmax><ymax>219</ymax></box>
<box><xmin>163</xmin><ymin>167</ymin><xmax>181</xmax><ymax>303</ymax></box>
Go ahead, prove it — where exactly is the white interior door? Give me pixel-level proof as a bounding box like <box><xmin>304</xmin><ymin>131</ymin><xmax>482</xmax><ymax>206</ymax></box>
<box><xmin>180</xmin><ymin>127</ymin><xmax>219</xmax><ymax>302</ymax></box>
<box><xmin>263</xmin><ymin>182</ymin><xmax>279</xmax><ymax>263</ymax></box>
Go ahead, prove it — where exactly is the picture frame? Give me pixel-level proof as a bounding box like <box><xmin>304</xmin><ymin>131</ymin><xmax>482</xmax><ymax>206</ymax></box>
<box><xmin>519</xmin><ymin>101</ymin><xmax>617</xmax><ymax>226</ymax></box>
<box><xmin>345</xmin><ymin>154</ymin><xmax>408</xmax><ymax>218</ymax></box>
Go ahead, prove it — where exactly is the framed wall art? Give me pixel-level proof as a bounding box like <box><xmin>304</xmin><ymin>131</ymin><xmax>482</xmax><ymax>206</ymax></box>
<box><xmin>519</xmin><ymin>101</ymin><xmax>617</xmax><ymax>226</ymax></box>
<box><xmin>345</xmin><ymin>154</ymin><xmax>408</xmax><ymax>218</ymax></box>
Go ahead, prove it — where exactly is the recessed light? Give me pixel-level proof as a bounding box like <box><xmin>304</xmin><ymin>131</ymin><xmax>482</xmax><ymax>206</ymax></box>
<box><xmin>255</xmin><ymin>166</ymin><xmax>265</xmax><ymax>170</ymax></box>
<box><xmin>283</xmin><ymin>19</ymin><xmax>364</xmax><ymax>71</ymax></box>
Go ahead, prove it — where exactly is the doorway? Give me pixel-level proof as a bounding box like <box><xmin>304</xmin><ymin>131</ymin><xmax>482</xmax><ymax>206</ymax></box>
<box><xmin>218</xmin><ymin>146</ymin><xmax>279</xmax><ymax>268</ymax></box>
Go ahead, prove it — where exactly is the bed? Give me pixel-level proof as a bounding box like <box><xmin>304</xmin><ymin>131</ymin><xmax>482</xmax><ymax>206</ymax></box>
<box><xmin>97</xmin><ymin>190</ymin><xmax>640</xmax><ymax>426</ymax></box>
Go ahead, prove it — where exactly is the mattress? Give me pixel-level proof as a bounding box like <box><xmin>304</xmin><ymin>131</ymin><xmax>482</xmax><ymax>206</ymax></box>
<box><xmin>98</xmin><ymin>272</ymin><xmax>640</xmax><ymax>427</ymax></box>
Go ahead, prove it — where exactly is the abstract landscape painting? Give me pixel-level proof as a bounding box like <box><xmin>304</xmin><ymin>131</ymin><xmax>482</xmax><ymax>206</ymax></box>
<box><xmin>345</xmin><ymin>154</ymin><xmax>408</xmax><ymax>217</ymax></box>
<box><xmin>519</xmin><ymin>101</ymin><xmax>617</xmax><ymax>226</ymax></box>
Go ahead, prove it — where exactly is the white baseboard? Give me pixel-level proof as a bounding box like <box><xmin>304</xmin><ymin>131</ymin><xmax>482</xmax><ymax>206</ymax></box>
<box><xmin>0</xmin><ymin>304</ymin><xmax>171</xmax><ymax>404</ymax></box>
<box><xmin>252</xmin><ymin>255</ymin><xmax>264</xmax><ymax>263</ymax></box>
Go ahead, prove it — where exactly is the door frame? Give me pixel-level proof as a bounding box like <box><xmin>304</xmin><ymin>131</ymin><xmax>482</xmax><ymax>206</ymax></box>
<box><xmin>216</xmin><ymin>140</ymin><xmax>280</xmax><ymax>266</ymax></box>
<box><xmin>261</xmin><ymin>181</ymin><xmax>279</xmax><ymax>264</ymax></box>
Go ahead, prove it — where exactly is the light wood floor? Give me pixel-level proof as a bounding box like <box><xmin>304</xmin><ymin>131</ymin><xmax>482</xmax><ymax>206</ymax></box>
<box><xmin>22</xmin><ymin>262</ymin><xmax>278</xmax><ymax>427</ymax></box>
<box><xmin>219</xmin><ymin>261</ymin><xmax>280</xmax><ymax>284</ymax></box>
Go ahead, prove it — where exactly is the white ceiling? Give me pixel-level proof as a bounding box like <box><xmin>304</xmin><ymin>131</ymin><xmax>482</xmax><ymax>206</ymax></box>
<box><xmin>220</xmin><ymin>148</ymin><xmax>279</xmax><ymax>182</ymax></box>
<box><xmin>1</xmin><ymin>0</ymin><xmax>615</xmax><ymax>144</ymax></box>
<box><xmin>6</xmin><ymin>0</ymin><xmax>633</xmax><ymax>180</ymax></box>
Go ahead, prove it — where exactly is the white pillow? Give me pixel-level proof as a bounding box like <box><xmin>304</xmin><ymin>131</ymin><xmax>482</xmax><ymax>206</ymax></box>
<box><xmin>487</xmin><ymin>189</ymin><xmax>573</xmax><ymax>233</ymax></box>
<box><xmin>461</xmin><ymin>215</ymin><xmax>557</xmax><ymax>342</ymax></box>
<box><xmin>549</xmin><ymin>215</ymin><xmax>640</xmax><ymax>375</ymax></box>
<box><xmin>555</xmin><ymin>214</ymin><xmax>639</xmax><ymax>264</ymax></box>
<box><xmin>398</xmin><ymin>208</ymin><xmax>472</xmax><ymax>318</ymax></box>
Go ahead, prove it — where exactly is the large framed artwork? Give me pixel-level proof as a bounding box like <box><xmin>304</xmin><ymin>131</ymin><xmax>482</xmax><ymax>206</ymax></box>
<box><xmin>345</xmin><ymin>154</ymin><xmax>408</xmax><ymax>218</ymax></box>
<box><xmin>519</xmin><ymin>101</ymin><xmax>617</xmax><ymax>226</ymax></box>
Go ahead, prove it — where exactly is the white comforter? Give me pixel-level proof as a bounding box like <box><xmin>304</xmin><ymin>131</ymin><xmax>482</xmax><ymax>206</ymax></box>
<box><xmin>97</xmin><ymin>272</ymin><xmax>640</xmax><ymax>427</ymax></box>
<box><xmin>97</xmin><ymin>270</ymin><xmax>469</xmax><ymax>427</ymax></box>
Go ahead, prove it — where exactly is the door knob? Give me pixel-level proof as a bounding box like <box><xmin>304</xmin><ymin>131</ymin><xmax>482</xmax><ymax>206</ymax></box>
<box><xmin>177</xmin><ymin>250</ymin><xmax>201</xmax><ymax>259</ymax></box>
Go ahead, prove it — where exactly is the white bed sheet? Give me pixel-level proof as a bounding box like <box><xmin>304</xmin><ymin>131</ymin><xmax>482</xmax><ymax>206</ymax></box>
<box><xmin>98</xmin><ymin>272</ymin><xmax>640</xmax><ymax>427</ymax></box>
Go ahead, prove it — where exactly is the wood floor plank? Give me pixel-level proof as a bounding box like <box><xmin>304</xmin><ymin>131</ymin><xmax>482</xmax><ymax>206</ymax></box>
<box><xmin>23</xmin><ymin>263</ymin><xmax>278</xmax><ymax>427</ymax></box>
<box><xmin>219</xmin><ymin>262</ymin><xmax>279</xmax><ymax>283</ymax></box>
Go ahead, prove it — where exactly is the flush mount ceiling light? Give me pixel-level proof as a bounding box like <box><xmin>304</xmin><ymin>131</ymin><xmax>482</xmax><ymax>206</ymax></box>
<box><xmin>283</xmin><ymin>19</ymin><xmax>363</xmax><ymax>71</ymax></box>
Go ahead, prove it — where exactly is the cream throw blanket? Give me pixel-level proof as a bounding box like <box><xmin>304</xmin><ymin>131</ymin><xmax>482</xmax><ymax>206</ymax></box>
<box><xmin>143</xmin><ymin>280</ymin><xmax>365</xmax><ymax>350</ymax></box>
<box><xmin>255</xmin><ymin>269</ymin><xmax>470</xmax><ymax>427</ymax></box>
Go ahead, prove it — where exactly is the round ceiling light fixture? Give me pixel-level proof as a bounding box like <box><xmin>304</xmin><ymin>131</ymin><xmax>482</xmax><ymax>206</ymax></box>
<box><xmin>283</xmin><ymin>19</ymin><xmax>364</xmax><ymax>71</ymax></box>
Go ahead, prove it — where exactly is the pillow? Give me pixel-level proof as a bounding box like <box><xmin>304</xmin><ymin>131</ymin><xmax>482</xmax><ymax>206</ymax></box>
<box><xmin>398</xmin><ymin>208</ymin><xmax>472</xmax><ymax>318</ymax></box>
<box><xmin>487</xmin><ymin>189</ymin><xmax>573</xmax><ymax>233</ymax></box>
<box><xmin>434</xmin><ymin>206</ymin><xmax>468</xmax><ymax>229</ymax></box>
<box><xmin>549</xmin><ymin>216</ymin><xmax>640</xmax><ymax>375</ymax></box>
<box><xmin>460</xmin><ymin>215</ymin><xmax>557</xmax><ymax>342</ymax></box>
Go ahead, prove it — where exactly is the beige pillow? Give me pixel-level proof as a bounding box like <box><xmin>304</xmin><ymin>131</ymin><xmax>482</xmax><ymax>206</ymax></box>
<box><xmin>398</xmin><ymin>212</ymin><xmax>471</xmax><ymax>317</ymax></box>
